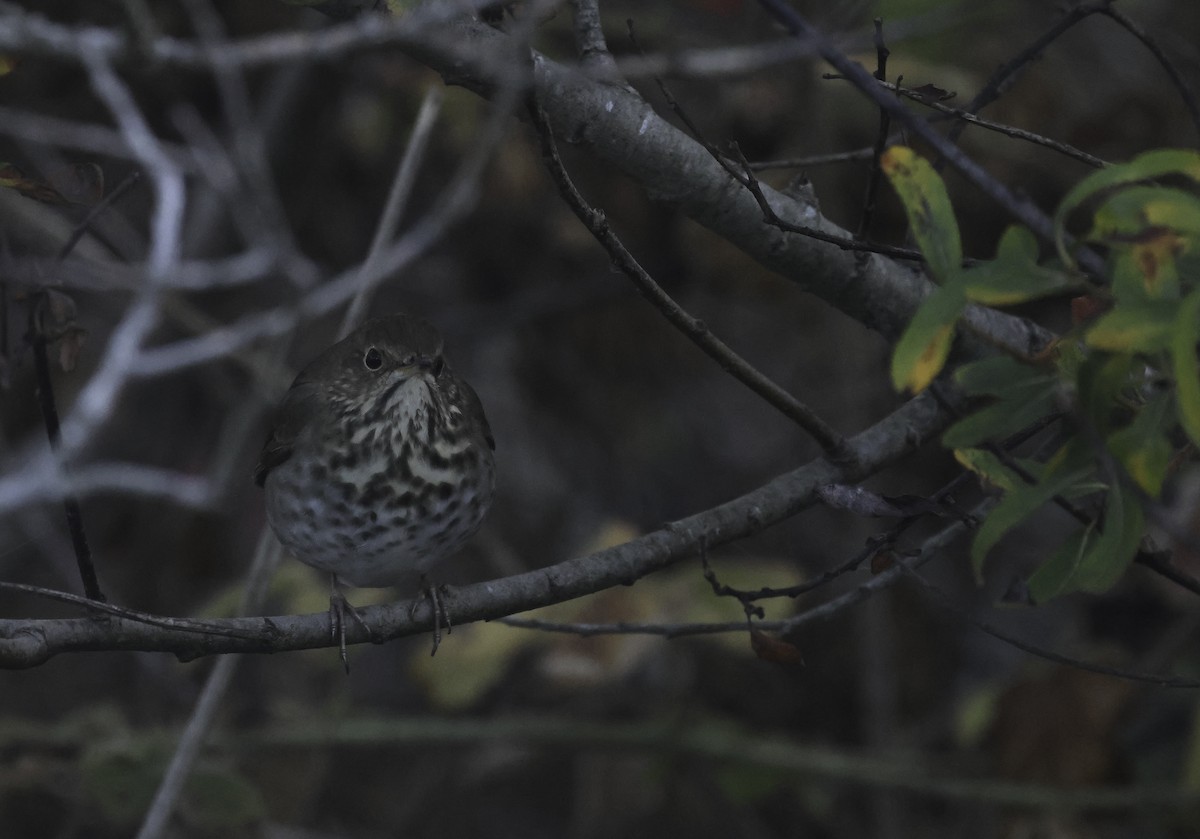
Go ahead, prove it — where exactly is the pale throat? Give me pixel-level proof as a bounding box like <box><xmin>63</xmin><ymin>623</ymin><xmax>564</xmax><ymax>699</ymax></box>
<box><xmin>344</xmin><ymin>376</ymin><xmax>471</xmax><ymax>478</ymax></box>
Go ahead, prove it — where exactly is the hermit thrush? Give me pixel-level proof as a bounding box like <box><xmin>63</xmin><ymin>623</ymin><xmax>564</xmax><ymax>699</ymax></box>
<box><xmin>255</xmin><ymin>314</ymin><xmax>496</xmax><ymax>663</ymax></box>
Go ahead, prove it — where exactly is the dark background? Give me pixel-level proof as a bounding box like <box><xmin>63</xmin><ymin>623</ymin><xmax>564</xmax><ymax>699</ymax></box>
<box><xmin>2</xmin><ymin>1</ymin><xmax>1199</xmax><ymax>837</ymax></box>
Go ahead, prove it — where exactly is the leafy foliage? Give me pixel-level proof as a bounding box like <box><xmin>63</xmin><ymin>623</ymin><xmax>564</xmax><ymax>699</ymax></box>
<box><xmin>884</xmin><ymin>147</ymin><xmax>1200</xmax><ymax>600</ymax></box>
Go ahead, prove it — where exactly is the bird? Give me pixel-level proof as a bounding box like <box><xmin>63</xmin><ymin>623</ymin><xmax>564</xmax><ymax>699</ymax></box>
<box><xmin>255</xmin><ymin>313</ymin><xmax>496</xmax><ymax>666</ymax></box>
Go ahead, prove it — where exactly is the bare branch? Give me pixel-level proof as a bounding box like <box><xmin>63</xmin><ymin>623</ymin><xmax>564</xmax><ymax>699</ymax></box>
<box><xmin>0</xmin><ymin>104</ymin><xmax>193</xmax><ymax>162</ymax></box>
<box><xmin>0</xmin><ymin>456</ymin><xmax>215</xmax><ymax>511</ymax></box>
<box><xmin>824</xmin><ymin>75</ymin><xmax>1108</xmax><ymax>169</ymax></box>
<box><xmin>753</xmin><ymin>0</ymin><xmax>1088</xmax><ymax>268</ymax></box>
<box><xmin>569</xmin><ymin>0</ymin><xmax>619</xmax><ymax>78</ymax></box>
<box><xmin>748</xmin><ymin>147</ymin><xmax>876</xmax><ymax>171</ymax></box>
<box><xmin>1100</xmin><ymin>4</ymin><xmax>1200</xmax><ymax>142</ymax></box>
<box><xmin>952</xmin><ymin>0</ymin><xmax>1114</xmax><ymax>142</ymax></box>
<box><xmin>133</xmin><ymin>531</ymin><xmax>283</xmax><ymax>839</ymax></box>
<box><xmin>506</xmin><ymin>500</ymin><xmax>1200</xmax><ymax>690</ymax></box>
<box><xmin>527</xmin><ymin>100</ymin><xmax>853</xmax><ymax>461</ymax></box>
<box><xmin>0</xmin><ymin>1</ymin><xmax>511</xmax><ymax>71</ymax></box>
<box><xmin>341</xmin><ymin>86</ymin><xmax>444</xmax><ymax>337</ymax></box>
<box><xmin>897</xmin><ymin>563</ymin><xmax>1200</xmax><ymax>688</ymax></box>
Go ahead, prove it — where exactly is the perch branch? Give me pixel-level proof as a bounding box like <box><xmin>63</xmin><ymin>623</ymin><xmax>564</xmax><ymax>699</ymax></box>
<box><xmin>0</xmin><ymin>393</ymin><xmax>949</xmax><ymax>667</ymax></box>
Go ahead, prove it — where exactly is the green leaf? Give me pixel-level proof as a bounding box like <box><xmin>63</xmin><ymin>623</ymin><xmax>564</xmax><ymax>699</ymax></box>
<box><xmin>944</xmin><ymin>357</ymin><xmax>1062</xmax><ymax>448</ymax></box>
<box><xmin>953</xmin><ymin>448</ymin><xmax>1024</xmax><ymax>492</ymax></box>
<box><xmin>1077</xmin><ymin>485</ymin><xmax>1145</xmax><ymax>594</ymax></box>
<box><xmin>1125</xmin><ymin>230</ymin><xmax>1184</xmax><ymax>299</ymax></box>
<box><xmin>1028</xmin><ymin>527</ymin><xmax>1092</xmax><ymax>603</ymax></box>
<box><xmin>996</xmin><ymin>224</ymin><xmax>1040</xmax><ymax>261</ymax></box>
<box><xmin>1085</xmin><ymin>302</ymin><xmax>1177</xmax><ymax>352</ymax></box>
<box><xmin>953</xmin><ymin>355</ymin><xmax>1055</xmax><ymax>398</ymax></box>
<box><xmin>1055</xmin><ymin>149</ymin><xmax>1200</xmax><ymax>266</ymax></box>
<box><xmin>961</xmin><ymin>267</ymin><xmax>1075</xmax><ymax>306</ymax></box>
<box><xmin>1172</xmin><ymin>288</ymin><xmax>1200</xmax><ymax>447</ymax></box>
<box><xmin>970</xmin><ymin>442</ymin><xmax>1093</xmax><ymax>578</ymax></box>
<box><xmin>961</xmin><ymin>226</ymin><xmax>1077</xmax><ymax>305</ymax></box>
<box><xmin>1076</xmin><ymin>353</ymin><xmax>1139</xmax><ymax>433</ymax></box>
<box><xmin>1109</xmin><ymin>248</ymin><xmax>1157</xmax><ymax>303</ymax></box>
<box><xmin>1090</xmin><ymin>186</ymin><xmax>1200</xmax><ymax>240</ymax></box>
<box><xmin>881</xmin><ymin>146</ymin><xmax>963</xmax><ymax>283</ymax></box>
<box><xmin>942</xmin><ymin>389</ymin><xmax>1060</xmax><ymax>449</ymax></box>
<box><xmin>1108</xmin><ymin>413</ymin><xmax>1172</xmax><ymax>498</ymax></box>
<box><xmin>889</xmin><ymin>283</ymin><xmax>965</xmax><ymax>393</ymax></box>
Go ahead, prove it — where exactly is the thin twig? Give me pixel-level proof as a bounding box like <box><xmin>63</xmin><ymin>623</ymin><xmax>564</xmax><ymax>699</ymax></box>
<box><xmin>712</xmin><ymin>407</ymin><xmax>1065</xmax><ymax>606</ymax></box>
<box><xmin>898</xmin><ymin>563</ymin><xmax>1200</xmax><ymax>688</ymax></box>
<box><xmin>500</xmin><ymin>546</ymin><xmax>1198</xmax><ymax>692</ymax></box>
<box><xmin>498</xmin><ymin>615</ymin><xmax>778</xmax><ymax>637</ymax></box>
<box><xmin>341</xmin><ymin>85</ymin><xmax>444</xmax><ymax>337</ymax></box>
<box><xmin>0</xmin><ymin>104</ymin><xmax>193</xmax><ymax>161</ymax></box>
<box><xmin>54</xmin><ymin>170</ymin><xmax>143</xmax><ymax>263</ymax></box>
<box><xmin>626</xmin><ymin>20</ymin><xmax>749</xmax><ymax>186</ymax></box>
<box><xmin>501</xmin><ymin>500</ymin><xmax>983</xmax><ymax>641</ymax></box>
<box><xmin>117</xmin><ymin>0</ymin><xmax>159</xmax><ymax>60</ymax></box>
<box><xmin>715</xmin><ymin>474</ymin><xmax>975</xmax><ymax>603</ymax></box>
<box><xmin>1136</xmin><ymin>540</ymin><xmax>1200</xmax><ymax>597</ymax></box>
<box><xmin>825</xmin><ymin>75</ymin><xmax>1108</xmax><ymax>169</ymax></box>
<box><xmin>904</xmin><ymin>83</ymin><xmax>1106</xmax><ymax>168</ymax></box>
<box><xmin>50</xmin><ymin>45</ymin><xmax>185</xmax><ymax>468</ymax></box>
<box><xmin>0</xmin><ymin>580</ymin><xmax>255</xmax><ymax>639</ymax></box>
<box><xmin>0</xmin><ymin>458</ymin><xmax>213</xmax><ymax>511</ymax></box>
<box><xmin>28</xmin><ymin>297</ymin><xmax>103</xmax><ymax>601</ymax></box>
<box><xmin>0</xmin><ymin>0</ymin><xmax>505</xmax><ymax>68</ymax></box>
<box><xmin>628</xmin><ymin>20</ymin><xmax>928</xmax><ymax>265</ymax></box>
<box><xmin>21</xmin><ymin>173</ymin><xmax>144</xmax><ymax>602</ymax></box>
<box><xmin>527</xmin><ymin>99</ymin><xmax>854</xmax><ymax>462</ymax></box>
<box><xmin>1100</xmin><ymin>4</ymin><xmax>1200</xmax><ymax>143</ymax></box>
<box><xmin>729</xmin><ymin>146</ymin><xmax>928</xmax><ymax>263</ymax></box>
<box><xmin>178</xmin><ymin>0</ymin><xmax>307</xmax><ymax>285</ymax></box>
<box><xmin>754</xmin><ymin>0</ymin><xmax>1104</xmax><ymax>278</ymax></box>
<box><xmin>856</xmin><ymin>18</ymin><xmax>892</xmax><ymax>240</ymax></box>
<box><xmin>950</xmin><ymin>0</ymin><xmax>1115</xmax><ymax>145</ymax></box>
<box><xmin>748</xmin><ymin>147</ymin><xmax>876</xmax><ymax>171</ymax></box>
<box><xmin>134</xmin><ymin>532</ymin><xmax>283</xmax><ymax>839</ymax></box>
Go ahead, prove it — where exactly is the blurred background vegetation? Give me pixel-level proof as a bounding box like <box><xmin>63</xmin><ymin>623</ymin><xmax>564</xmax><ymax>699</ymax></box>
<box><xmin>2</xmin><ymin>0</ymin><xmax>1200</xmax><ymax>836</ymax></box>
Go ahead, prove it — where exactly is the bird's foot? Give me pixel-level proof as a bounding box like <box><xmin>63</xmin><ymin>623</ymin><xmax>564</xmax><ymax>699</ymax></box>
<box><xmin>409</xmin><ymin>576</ymin><xmax>452</xmax><ymax>656</ymax></box>
<box><xmin>328</xmin><ymin>582</ymin><xmax>374</xmax><ymax>673</ymax></box>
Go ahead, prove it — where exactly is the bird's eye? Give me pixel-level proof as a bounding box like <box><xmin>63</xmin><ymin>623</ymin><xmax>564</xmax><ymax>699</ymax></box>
<box><xmin>363</xmin><ymin>346</ymin><xmax>384</xmax><ymax>370</ymax></box>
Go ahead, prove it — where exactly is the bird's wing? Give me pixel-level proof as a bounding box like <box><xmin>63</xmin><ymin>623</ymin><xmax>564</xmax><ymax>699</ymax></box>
<box><xmin>457</xmin><ymin>376</ymin><xmax>495</xmax><ymax>451</ymax></box>
<box><xmin>254</xmin><ymin>380</ymin><xmax>322</xmax><ymax>486</ymax></box>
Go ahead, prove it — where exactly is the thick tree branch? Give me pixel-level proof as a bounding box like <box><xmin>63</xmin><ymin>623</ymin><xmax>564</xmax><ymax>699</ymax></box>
<box><xmin>425</xmin><ymin>22</ymin><xmax>1052</xmax><ymax>354</ymax></box>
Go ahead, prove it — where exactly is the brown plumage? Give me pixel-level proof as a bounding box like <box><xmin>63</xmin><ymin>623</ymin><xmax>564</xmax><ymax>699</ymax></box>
<box><xmin>256</xmin><ymin>314</ymin><xmax>496</xmax><ymax>661</ymax></box>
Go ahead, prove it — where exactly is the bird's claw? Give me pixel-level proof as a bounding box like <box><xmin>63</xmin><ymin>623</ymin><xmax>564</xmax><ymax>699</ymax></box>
<box><xmin>409</xmin><ymin>577</ymin><xmax>452</xmax><ymax>656</ymax></box>
<box><xmin>329</xmin><ymin>588</ymin><xmax>374</xmax><ymax>673</ymax></box>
